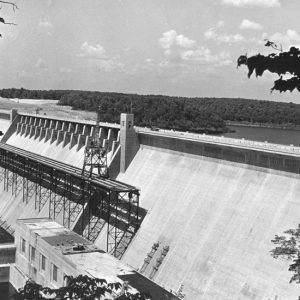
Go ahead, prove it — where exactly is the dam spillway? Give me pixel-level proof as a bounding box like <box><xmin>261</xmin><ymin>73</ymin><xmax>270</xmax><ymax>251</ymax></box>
<box><xmin>0</xmin><ymin>110</ymin><xmax>300</xmax><ymax>299</ymax></box>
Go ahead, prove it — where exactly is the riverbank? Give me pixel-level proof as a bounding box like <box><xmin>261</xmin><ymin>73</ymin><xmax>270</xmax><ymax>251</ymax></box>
<box><xmin>225</xmin><ymin>121</ymin><xmax>300</xmax><ymax>131</ymax></box>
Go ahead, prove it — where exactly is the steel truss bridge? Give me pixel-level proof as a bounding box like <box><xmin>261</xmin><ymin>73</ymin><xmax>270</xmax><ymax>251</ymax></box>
<box><xmin>0</xmin><ymin>143</ymin><xmax>146</xmax><ymax>259</ymax></box>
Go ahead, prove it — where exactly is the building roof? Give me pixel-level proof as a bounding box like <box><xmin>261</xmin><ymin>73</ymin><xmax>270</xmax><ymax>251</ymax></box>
<box><xmin>17</xmin><ymin>218</ymin><xmax>178</xmax><ymax>299</ymax></box>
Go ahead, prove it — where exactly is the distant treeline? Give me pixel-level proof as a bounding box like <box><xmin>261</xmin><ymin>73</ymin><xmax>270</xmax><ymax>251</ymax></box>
<box><xmin>1</xmin><ymin>88</ymin><xmax>300</xmax><ymax>132</ymax></box>
<box><xmin>0</xmin><ymin>88</ymin><xmax>69</xmax><ymax>100</ymax></box>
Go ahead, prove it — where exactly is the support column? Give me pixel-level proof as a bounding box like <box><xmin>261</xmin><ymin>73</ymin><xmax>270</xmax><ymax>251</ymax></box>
<box><xmin>120</xmin><ymin>114</ymin><xmax>139</xmax><ymax>173</ymax></box>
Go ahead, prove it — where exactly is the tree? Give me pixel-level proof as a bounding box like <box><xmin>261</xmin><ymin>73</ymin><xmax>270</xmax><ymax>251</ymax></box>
<box><xmin>14</xmin><ymin>275</ymin><xmax>152</xmax><ymax>300</ymax></box>
<box><xmin>237</xmin><ymin>40</ymin><xmax>300</xmax><ymax>93</ymax></box>
<box><xmin>271</xmin><ymin>224</ymin><xmax>300</xmax><ymax>285</ymax></box>
<box><xmin>0</xmin><ymin>1</ymin><xmax>18</xmax><ymax>37</ymax></box>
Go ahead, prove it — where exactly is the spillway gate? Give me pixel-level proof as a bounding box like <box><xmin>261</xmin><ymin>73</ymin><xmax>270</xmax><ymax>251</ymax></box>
<box><xmin>0</xmin><ymin>143</ymin><xmax>144</xmax><ymax>259</ymax></box>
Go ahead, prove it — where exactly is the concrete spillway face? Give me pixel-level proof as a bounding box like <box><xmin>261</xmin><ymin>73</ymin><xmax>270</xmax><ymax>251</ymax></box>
<box><xmin>5</xmin><ymin>114</ymin><xmax>121</xmax><ymax>171</ymax></box>
<box><xmin>116</xmin><ymin>144</ymin><xmax>300</xmax><ymax>300</ymax></box>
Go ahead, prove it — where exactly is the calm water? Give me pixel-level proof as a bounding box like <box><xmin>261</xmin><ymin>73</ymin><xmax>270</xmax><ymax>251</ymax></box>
<box><xmin>223</xmin><ymin>125</ymin><xmax>300</xmax><ymax>146</ymax></box>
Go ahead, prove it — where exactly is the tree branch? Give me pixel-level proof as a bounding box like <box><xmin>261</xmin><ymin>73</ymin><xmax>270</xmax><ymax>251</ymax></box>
<box><xmin>0</xmin><ymin>1</ymin><xmax>18</xmax><ymax>11</ymax></box>
<box><xmin>3</xmin><ymin>21</ymin><xmax>16</xmax><ymax>25</ymax></box>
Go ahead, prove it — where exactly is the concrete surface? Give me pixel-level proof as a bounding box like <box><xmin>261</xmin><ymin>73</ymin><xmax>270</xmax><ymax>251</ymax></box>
<box><xmin>117</xmin><ymin>145</ymin><xmax>300</xmax><ymax>300</ymax></box>
<box><xmin>7</xmin><ymin>132</ymin><xmax>85</xmax><ymax>168</ymax></box>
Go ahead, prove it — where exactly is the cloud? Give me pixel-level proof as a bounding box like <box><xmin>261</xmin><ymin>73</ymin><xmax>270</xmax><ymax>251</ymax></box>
<box><xmin>220</xmin><ymin>0</ymin><xmax>280</xmax><ymax>7</ymax></box>
<box><xmin>38</xmin><ymin>20</ymin><xmax>53</xmax><ymax>28</ymax></box>
<box><xmin>217</xmin><ymin>20</ymin><xmax>225</xmax><ymax>28</ymax></box>
<box><xmin>76</xmin><ymin>42</ymin><xmax>124</xmax><ymax>72</ymax></box>
<box><xmin>158</xmin><ymin>30</ymin><xmax>232</xmax><ymax>67</ymax></box>
<box><xmin>239</xmin><ymin>19</ymin><xmax>262</xmax><ymax>30</ymax></box>
<box><xmin>76</xmin><ymin>42</ymin><xmax>106</xmax><ymax>59</ymax></box>
<box><xmin>182</xmin><ymin>49</ymin><xmax>232</xmax><ymax>66</ymax></box>
<box><xmin>59</xmin><ymin>67</ymin><xmax>72</xmax><ymax>73</ymax></box>
<box><xmin>96</xmin><ymin>60</ymin><xmax>125</xmax><ymax>72</ymax></box>
<box><xmin>204</xmin><ymin>28</ymin><xmax>245</xmax><ymax>43</ymax></box>
<box><xmin>35</xmin><ymin>58</ymin><xmax>47</xmax><ymax>69</ymax></box>
<box><xmin>18</xmin><ymin>70</ymin><xmax>33</xmax><ymax>78</ymax></box>
<box><xmin>158</xmin><ymin>30</ymin><xmax>197</xmax><ymax>63</ymax></box>
<box><xmin>159</xmin><ymin>30</ymin><xmax>196</xmax><ymax>59</ymax></box>
<box><xmin>269</xmin><ymin>29</ymin><xmax>300</xmax><ymax>48</ymax></box>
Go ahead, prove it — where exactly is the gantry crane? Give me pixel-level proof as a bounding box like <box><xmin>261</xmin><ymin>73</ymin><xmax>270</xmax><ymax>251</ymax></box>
<box><xmin>82</xmin><ymin>105</ymin><xmax>108</xmax><ymax>178</ymax></box>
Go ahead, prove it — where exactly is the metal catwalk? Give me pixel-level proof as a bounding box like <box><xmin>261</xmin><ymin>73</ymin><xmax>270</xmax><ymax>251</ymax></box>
<box><xmin>0</xmin><ymin>142</ymin><xmax>145</xmax><ymax>259</ymax></box>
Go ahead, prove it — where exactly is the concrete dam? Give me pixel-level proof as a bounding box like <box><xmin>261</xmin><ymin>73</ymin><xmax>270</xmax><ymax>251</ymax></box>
<box><xmin>1</xmin><ymin>109</ymin><xmax>300</xmax><ymax>299</ymax></box>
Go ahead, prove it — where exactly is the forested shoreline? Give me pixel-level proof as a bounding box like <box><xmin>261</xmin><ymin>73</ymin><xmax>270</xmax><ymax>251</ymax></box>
<box><xmin>1</xmin><ymin>88</ymin><xmax>300</xmax><ymax>133</ymax></box>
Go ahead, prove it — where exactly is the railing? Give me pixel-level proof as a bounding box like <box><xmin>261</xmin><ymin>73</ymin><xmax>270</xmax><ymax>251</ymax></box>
<box><xmin>136</xmin><ymin>127</ymin><xmax>300</xmax><ymax>156</ymax></box>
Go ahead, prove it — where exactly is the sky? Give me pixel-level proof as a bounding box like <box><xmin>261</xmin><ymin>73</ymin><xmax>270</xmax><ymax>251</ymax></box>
<box><xmin>1</xmin><ymin>0</ymin><xmax>300</xmax><ymax>102</ymax></box>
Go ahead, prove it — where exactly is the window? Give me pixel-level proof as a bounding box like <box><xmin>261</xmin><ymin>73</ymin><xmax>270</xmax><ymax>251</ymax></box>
<box><xmin>20</xmin><ymin>238</ymin><xmax>26</xmax><ymax>254</ymax></box>
<box><xmin>30</xmin><ymin>245</ymin><xmax>36</xmax><ymax>262</ymax></box>
<box><xmin>52</xmin><ymin>264</ymin><xmax>58</xmax><ymax>282</ymax></box>
<box><xmin>40</xmin><ymin>254</ymin><xmax>46</xmax><ymax>272</ymax></box>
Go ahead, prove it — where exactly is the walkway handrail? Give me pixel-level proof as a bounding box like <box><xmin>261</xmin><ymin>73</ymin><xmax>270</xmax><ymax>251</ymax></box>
<box><xmin>135</xmin><ymin>127</ymin><xmax>300</xmax><ymax>156</ymax></box>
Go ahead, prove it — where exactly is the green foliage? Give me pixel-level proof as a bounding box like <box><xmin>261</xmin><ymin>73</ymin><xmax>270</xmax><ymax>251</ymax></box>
<box><xmin>0</xmin><ymin>88</ymin><xmax>69</xmax><ymax>100</ymax></box>
<box><xmin>271</xmin><ymin>224</ymin><xmax>300</xmax><ymax>284</ymax></box>
<box><xmin>14</xmin><ymin>275</ymin><xmax>151</xmax><ymax>300</ymax></box>
<box><xmin>238</xmin><ymin>41</ymin><xmax>300</xmax><ymax>93</ymax></box>
<box><xmin>0</xmin><ymin>1</ymin><xmax>18</xmax><ymax>37</ymax></box>
<box><xmin>3</xmin><ymin>88</ymin><xmax>300</xmax><ymax>130</ymax></box>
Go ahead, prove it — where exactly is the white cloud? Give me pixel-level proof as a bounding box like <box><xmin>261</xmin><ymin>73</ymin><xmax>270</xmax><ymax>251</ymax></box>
<box><xmin>35</xmin><ymin>58</ymin><xmax>47</xmax><ymax>69</ymax></box>
<box><xmin>158</xmin><ymin>30</ymin><xmax>232</xmax><ymax>67</ymax></box>
<box><xmin>239</xmin><ymin>19</ymin><xmax>262</xmax><ymax>30</ymax></box>
<box><xmin>18</xmin><ymin>70</ymin><xmax>33</xmax><ymax>78</ymax></box>
<box><xmin>59</xmin><ymin>67</ymin><xmax>72</xmax><ymax>73</ymax></box>
<box><xmin>182</xmin><ymin>48</ymin><xmax>232</xmax><ymax>65</ymax></box>
<box><xmin>159</xmin><ymin>30</ymin><xmax>196</xmax><ymax>63</ymax></box>
<box><xmin>76</xmin><ymin>42</ymin><xmax>124</xmax><ymax>72</ymax></box>
<box><xmin>220</xmin><ymin>0</ymin><xmax>280</xmax><ymax>7</ymax></box>
<box><xmin>96</xmin><ymin>59</ymin><xmax>125</xmax><ymax>72</ymax></box>
<box><xmin>159</xmin><ymin>30</ymin><xmax>196</xmax><ymax>58</ymax></box>
<box><xmin>269</xmin><ymin>29</ymin><xmax>300</xmax><ymax>48</ymax></box>
<box><xmin>38</xmin><ymin>20</ymin><xmax>53</xmax><ymax>28</ymax></box>
<box><xmin>217</xmin><ymin>20</ymin><xmax>225</xmax><ymax>28</ymax></box>
<box><xmin>204</xmin><ymin>28</ymin><xmax>245</xmax><ymax>43</ymax></box>
<box><xmin>76</xmin><ymin>42</ymin><xmax>106</xmax><ymax>59</ymax></box>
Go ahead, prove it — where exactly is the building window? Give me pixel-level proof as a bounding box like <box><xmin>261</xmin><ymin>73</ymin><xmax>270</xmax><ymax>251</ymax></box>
<box><xmin>52</xmin><ymin>264</ymin><xmax>58</xmax><ymax>282</ymax></box>
<box><xmin>40</xmin><ymin>254</ymin><xmax>46</xmax><ymax>272</ymax></box>
<box><xmin>20</xmin><ymin>238</ymin><xmax>26</xmax><ymax>254</ymax></box>
<box><xmin>30</xmin><ymin>245</ymin><xmax>36</xmax><ymax>262</ymax></box>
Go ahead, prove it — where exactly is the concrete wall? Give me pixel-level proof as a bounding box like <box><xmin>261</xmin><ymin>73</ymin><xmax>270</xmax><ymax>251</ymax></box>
<box><xmin>120</xmin><ymin>114</ymin><xmax>139</xmax><ymax>173</ymax></box>
<box><xmin>139</xmin><ymin>132</ymin><xmax>300</xmax><ymax>174</ymax></box>
<box><xmin>4</xmin><ymin>113</ymin><xmax>121</xmax><ymax>170</ymax></box>
<box><xmin>12</xmin><ymin>222</ymin><xmax>77</xmax><ymax>290</ymax></box>
<box><xmin>117</xmin><ymin>144</ymin><xmax>300</xmax><ymax>300</ymax></box>
<box><xmin>0</xmin><ymin>244</ymin><xmax>15</xmax><ymax>283</ymax></box>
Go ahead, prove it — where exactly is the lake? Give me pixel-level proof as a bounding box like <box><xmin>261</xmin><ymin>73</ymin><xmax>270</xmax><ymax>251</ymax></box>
<box><xmin>224</xmin><ymin>125</ymin><xmax>300</xmax><ymax>146</ymax></box>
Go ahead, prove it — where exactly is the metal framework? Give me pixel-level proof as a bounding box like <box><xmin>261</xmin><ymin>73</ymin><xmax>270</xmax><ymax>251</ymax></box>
<box><xmin>0</xmin><ymin>143</ymin><xmax>145</xmax><ymax>258</ymax></box>
<box><xmin>82</xmin><ymin>105</ymin><xmax>108</xmax><ymax>178</ymax></box>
